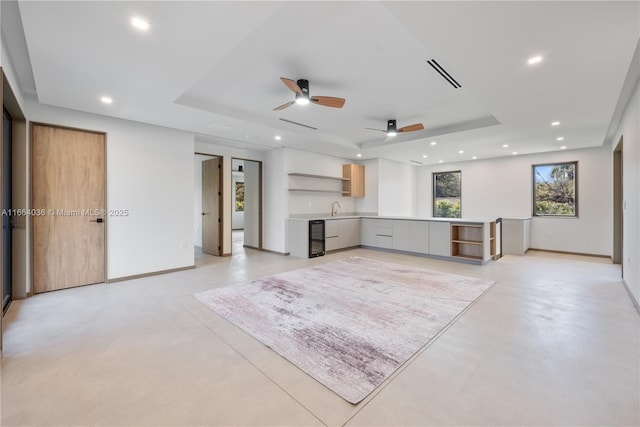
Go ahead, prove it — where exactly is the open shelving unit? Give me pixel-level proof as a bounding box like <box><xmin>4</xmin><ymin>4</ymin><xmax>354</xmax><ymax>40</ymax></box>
<box><xmin>288</xmin><ymin>172</ymin><xmax>350</xmax><ymax>195</ymax></box>
<box><xmin>450</xmin><ymin>221</ymin><xmax>496</xmax><ymax>262</ymax></box>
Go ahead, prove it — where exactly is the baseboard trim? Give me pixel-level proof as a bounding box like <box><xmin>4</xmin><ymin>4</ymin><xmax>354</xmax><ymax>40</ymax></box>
<box><xmin>108</xmin><ymin>265</ymin><xmax>195</xmax><ymax>283</ymax></box>
<box><xmin>261</xmin><ymin>248</ymin><xmax>289</xmax><ymax>256</ymax></box>
<box><xmin>622</xmin><ymin>278</ymin><xmax>640</xmax><ymax>316</ymax></box>
<box><xmin>528</xmin><ymin>248</ymin><xmax>612</xmax><ymax>260</ymax></box>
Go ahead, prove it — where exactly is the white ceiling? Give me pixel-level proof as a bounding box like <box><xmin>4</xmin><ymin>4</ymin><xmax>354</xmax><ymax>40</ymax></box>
<box><xmin>5</xmin><ymin>1</ymin><xmax>640</xmax><ymax>164</ymax></box>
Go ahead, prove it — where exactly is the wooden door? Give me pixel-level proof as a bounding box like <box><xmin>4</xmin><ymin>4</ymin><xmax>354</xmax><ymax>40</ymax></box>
<box><xmin>202</xmin><ymin>157</ymin><xmax>221</xmax><ymax>256</ymax></box>
<box><xmin>32</xmin><ymin>124</ymin><xmax>105</xmax><ymax>293</ymax></box>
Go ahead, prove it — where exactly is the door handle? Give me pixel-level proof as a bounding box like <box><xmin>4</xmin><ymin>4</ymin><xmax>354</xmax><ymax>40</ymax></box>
<box><xmin>89</xmin><ymin>218</ymin><xmax>104</xmax><ymax>223</ymax></box>
<box><xmin>202</xmin><ymin>212</ymin><xmax>208</xmax><ymax>216</ymax></box>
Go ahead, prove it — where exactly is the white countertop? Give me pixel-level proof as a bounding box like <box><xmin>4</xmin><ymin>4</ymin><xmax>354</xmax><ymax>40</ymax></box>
<box><xmin>289</xmin><ymin>214</ymin><xmax>495</xmax><ymax>223</ymax></box>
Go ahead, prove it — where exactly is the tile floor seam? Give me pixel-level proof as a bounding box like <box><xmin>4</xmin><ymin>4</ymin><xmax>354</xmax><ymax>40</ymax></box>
<box><xmin>177</xmin><ymin>297</ymin><xmax>329</xmax><ymax>427</ymax></box>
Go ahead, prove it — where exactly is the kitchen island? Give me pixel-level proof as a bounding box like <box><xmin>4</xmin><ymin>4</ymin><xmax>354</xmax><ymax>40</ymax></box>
<box><xmin>288</xmin><ymin>215</ymin><xmax>497</xmax><ymax>264</ymax></box>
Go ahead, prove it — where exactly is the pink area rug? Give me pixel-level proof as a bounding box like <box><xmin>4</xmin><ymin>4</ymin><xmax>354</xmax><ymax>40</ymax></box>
<box><xmin>195</xmin><ymin>256</ymin><xmax>494</xmax><ymax>403</ymax></box>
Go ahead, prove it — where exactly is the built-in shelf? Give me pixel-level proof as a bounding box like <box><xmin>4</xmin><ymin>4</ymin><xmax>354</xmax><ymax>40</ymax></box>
<box><xmin>288</xmin><ymin>173</ymin><xmax>350</xmax><ymax>181</ymax></box>
<box><xmin>288</xmin><ymin>189</ymin><xmax>350</xmax><ymax>194</ymax></box>
<box><xmin>451</xmin><ymin>239</ymin><xmax>482</xmax><ymax>245</ymax></box>
<box><xmin>288</xmin><ymin>172</ymin><xmax>352</xmax><ymax>195</ymax></box>
<box><xmin>450</xmin><ymin>222</ymin><xmax>495</xmax><ymax>261</ymax></box>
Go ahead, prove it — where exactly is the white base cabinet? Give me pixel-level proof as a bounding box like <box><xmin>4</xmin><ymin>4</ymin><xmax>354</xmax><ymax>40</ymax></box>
<box><xmin>362</xmin><ymin>218</ymin><xmax>450</xmax><ymax>258</ymax></box>
<box><xmin>428</xmin><ymin>221</ymin><xmax>451</xmax><ymax>257</ymax></box>
<box><xmin>325</xmin><ymin>218</ymin><xmax>361</xmax><ymax>252</ymax></box>
<box><xmin>393</xmin><ymin>220</ymin><xmax>429</xmax><ymax>254</ymax></box>
<box><xmin>291</xmin><ymin>216</ymin><xmax>493</xmax><ymax>265</ymax></box>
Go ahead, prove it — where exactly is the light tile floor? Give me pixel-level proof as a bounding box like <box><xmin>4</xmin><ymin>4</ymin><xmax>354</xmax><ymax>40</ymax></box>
<box><xmin>2</xmin><ymin>247</ymin><xmax>638</xmax><ymax>426</ymax></box>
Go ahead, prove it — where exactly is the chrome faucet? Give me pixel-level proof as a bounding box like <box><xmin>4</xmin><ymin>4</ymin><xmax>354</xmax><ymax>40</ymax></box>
<box><xmin>331</xmin><ymin>201</ymin><xmax>341</xmax><ymax>217</ymax></box>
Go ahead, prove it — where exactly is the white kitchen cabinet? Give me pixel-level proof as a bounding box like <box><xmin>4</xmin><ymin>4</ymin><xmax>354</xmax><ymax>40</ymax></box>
<box><xmin>393</xmin><ymin>220</ymin><xmax>429</xmax><ymax>253</ymax></box>
<box><xmin>325</xmin><ymin>218</ymin><xmax>360</xmax><ymax>252</ymax></box>
<box><xmin>392</xmin><ymin>220</ymin><xmax>411</xmax><ymax>251</ymax></box>
<box><xmin>410</xmin><ymin>221</ymin><xmax>430</xmax><ymax>254</ymax></box>
<box><xmin>375</xmin><ymin>219</ymin><xmax>393</xmax><ymax>249</ymax></box>
<box><xmin>360</xmin><ymin>218</ymin><xmax>377</xmax><ymax>246</ymax></box>
<box><xmin>325</xmin><ymin>219</ymin><xmax>339</xmax><ymax>251</ymax></box>
<box><xmin>338</xmin><ymin>218</ymin><xmax>361</xmax><ymax>248</ymax></box>
<box><xmin>429</xmin><ymin>221</ymin><xmax>451</xmax><ymax>256</ymax></box>
<box><xmin>288</xmin><ymin>219</ymin><xmax>310</xmax><ymax>258</ymax></box>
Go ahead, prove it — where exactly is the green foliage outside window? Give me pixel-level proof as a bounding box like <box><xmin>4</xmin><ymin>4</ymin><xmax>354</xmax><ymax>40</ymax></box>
<box><xmin>235</xmin><ymin>182</ymin><xmax>244</xmax><ymax>211</ymax></box>
<box><xmin>533</xmin><ymin>162</ymin><xmax>577</xmax><ymax>216</ymax></box>
<box><xmin>433</xmin><ymin>171</ymin><xmax>461</xmax><ymax>218</ymax></box>
<box><xmin>434</xmin><ymin>199</ymin><xmax>461</xmax><ymax>218</ymax></box>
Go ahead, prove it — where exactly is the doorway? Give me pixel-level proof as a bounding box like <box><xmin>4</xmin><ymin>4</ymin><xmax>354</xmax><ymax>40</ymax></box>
<box><xmin>32</xmin><ymin>123</ymin><xmax>106</xmax><ymax>293</ymax></box>
<box><xmin>231</xmin><ymin>157</ymin><xmax>262</xmax><ymax>253</ymax></box>
<box><xmin>613</xmin><ymin>137</ymin><xmax>623</xmax><ymax>268</ymax></box>
<box><xmin>195</xmin><ymin>154</ymin><xmax>222</xmax><ymax>257</ymax></box>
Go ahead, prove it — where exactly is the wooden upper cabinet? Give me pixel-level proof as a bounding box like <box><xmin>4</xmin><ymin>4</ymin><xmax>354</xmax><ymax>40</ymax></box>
<box><xmin>343</xmin><ymin>164</ymin><xmax>365</xmax><ymax>197</ymax></box>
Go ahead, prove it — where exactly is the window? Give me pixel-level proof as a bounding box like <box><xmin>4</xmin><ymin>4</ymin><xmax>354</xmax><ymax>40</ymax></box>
<box><xmin>532</xmin><ymin>161</ymin><xmax>577</xmax><ymax>217</ymax></box>
<box><xmin>235</xmin><ymin>182</ymin><xmax>244</xmax><ymax>211</ymax></box>
<box><xmin>433</xmin><ymin>171</ymin><xmax>461</xmax><ymax>218</ymax></box>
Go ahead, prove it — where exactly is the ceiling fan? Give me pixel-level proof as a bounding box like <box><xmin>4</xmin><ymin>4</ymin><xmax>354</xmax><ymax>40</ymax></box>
<box><xmin>273</xmin><ymin>78</ymin><xmax>346</xmax><ymax>111</ymax></box>
<box><xmin>365</xmin><ymin>119</ymin><xmax>424</xmax><ymax>137</ymax></box>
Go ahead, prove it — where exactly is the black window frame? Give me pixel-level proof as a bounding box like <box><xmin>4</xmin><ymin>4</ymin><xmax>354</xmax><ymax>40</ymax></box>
<box><xmin>432</xmin><ymin>170</ymin><xmax>462</xmax><ymax>218</ymax></box>
<box><xmin>532</xmin><ymin>161</ymin><xmax>578</xmax><ymax>218</ymax></box>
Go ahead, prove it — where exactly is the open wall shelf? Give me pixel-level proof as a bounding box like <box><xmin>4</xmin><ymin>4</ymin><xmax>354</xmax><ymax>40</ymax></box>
<box><xmin>288</xmin><ymin>173</ymin><xmax>349</xmax><ymax>181</ymax></box>
<box><xmin>450</xmin><ymin>222</ymin><xmax>495</xmax><ymax>261</ymax></box>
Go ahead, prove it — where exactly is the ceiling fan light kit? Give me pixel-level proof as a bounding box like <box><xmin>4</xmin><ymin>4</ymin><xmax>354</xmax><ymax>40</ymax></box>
<box><xmin>274</xmin><ymin>77</ymin><xmax>422</xmax><ymax>141</ymax></box>
<box><xmin>386</xmin><ymin>119</ymin><xmax>398</xmax><ymax>137</ymax></box>
<box><xmin>365</xmin><ymin>119</ymin><xmax>425</xmax><ymax>137</ymax></box>
<box><xmin>274</xmin><ymin>77</ymin><xmax>346</xmax><ymax>110</ymax></box>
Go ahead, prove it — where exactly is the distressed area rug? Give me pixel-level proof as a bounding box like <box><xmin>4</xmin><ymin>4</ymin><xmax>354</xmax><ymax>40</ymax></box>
<box><xmin>194</xmin><ymin>256</ymin><xmax>493</xmax><ymax>403</ymax></box>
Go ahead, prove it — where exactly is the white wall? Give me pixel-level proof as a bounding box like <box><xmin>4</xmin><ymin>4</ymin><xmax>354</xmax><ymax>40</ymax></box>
<box><xmin>244</xmin><ymin>160</ymin><xmax>260</xmax><ymax>248</ymax></box>
<box><xmin>611</xmin><ymin>78</ymin><xmax>639</xmax><ymax>304</ymax></box>
<box><xmin>286</xmin><ymin>148</ymin><xmax>359</xmax><ymax>216</ymax></box>
<box><xmin>417</xmin><ymin>146</ymin><xmax>613</xmax><ymax>256</ymax></box>
<box><xmin>356</xmin><ymin>158</ymin><xmax>379</xmax><ymax>214</ymax></box>
<box><xmin>26</xmin><ymin>100</ymin><xmax>195</xmax><ymax>280</ymax></box>
<box><xmin>263</xmin><ymin>147</ymin><xmax>288</xmax><ymax>253</ymax></box>
<box><xmin>1</xmin><ymin>42</ymin><xmax>23</xmax><ymax>111</ymax></box>
<box><xmin>378</xmin><ymin>158</ymin><xmax>416</xmax><ymax>217</ymax></box>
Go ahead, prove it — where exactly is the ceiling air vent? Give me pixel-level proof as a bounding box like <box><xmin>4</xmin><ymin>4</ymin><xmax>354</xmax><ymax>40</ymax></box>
<box><xmin>410</xmin><ymin>160</ymin><xmax>424</xmax><ymax>165</ymax></box>
<box><xmin>279</xmin><ymin>118</ymin><xmax>318</xmax><ymax>130</ymax></box>
<box><xmin>427</xmin><ymin>59</ymin><xmax>462</xmax><ymax>89</ymax></box>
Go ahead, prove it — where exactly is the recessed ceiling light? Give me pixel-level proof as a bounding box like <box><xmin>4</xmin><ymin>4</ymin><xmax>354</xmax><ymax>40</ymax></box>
<box><xmin>560</xmin><ymin>146</ymin><xmax>567</xmax><ymax>150</ymax></box>
<box><xmin>557</xmin><ymin>136</ymin><xmax>564</xmax><ymax>141</ymax></box>
<box><xmin>274</xmin><ymin>135</ymin><xmax>282</xmax><ymax>141</ymax></box>
<box><xmin>502</xmin><ymin>144</ymin><xmax>509</xmax><ymax>148</ymax></box>
<box><xmin>430</xmin><ymin>141</ymin><xmax>437</xmax><ymax>146</ymax></box>
<box><xmin>512</xmin><ymin>151</ymin><xmax>518</xmax><ymax>155</ymax></box>
<box><xmin>438</xmin><ymin>160</ymin><xmax>443</xmax><ymax>163</ymax></box>
<box><xmin>422</xmin><ymin>155</ymin><xmax>428</xmax><ymax>159</ymax></box>
<box><xmin>356</xmin><ymin>153</ymin><xmax>362</xmax><ymax>158</ymax></box>
<box><xmin>458</xmin><ymin>150</ymin><xmax>464</xmax><ymax>154</ymax></box>
<box><xmin>131</xmin><ymin>17</ymin><xmax>150</xmax><ymax>31</ymax></box>
<box><xmin>551</xmin><ymin>121</ymin><xmax>560</xmax><ymax>126</ymax></box>
<box><xmin>528</xmin><ymin>55</ymin><xmax>543</xmax><ymax>65</ymax></box>
<box><xmin>100</xmin><ymin>96</ymin><xmax>112</xmax><ymax>104</ymax></box>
